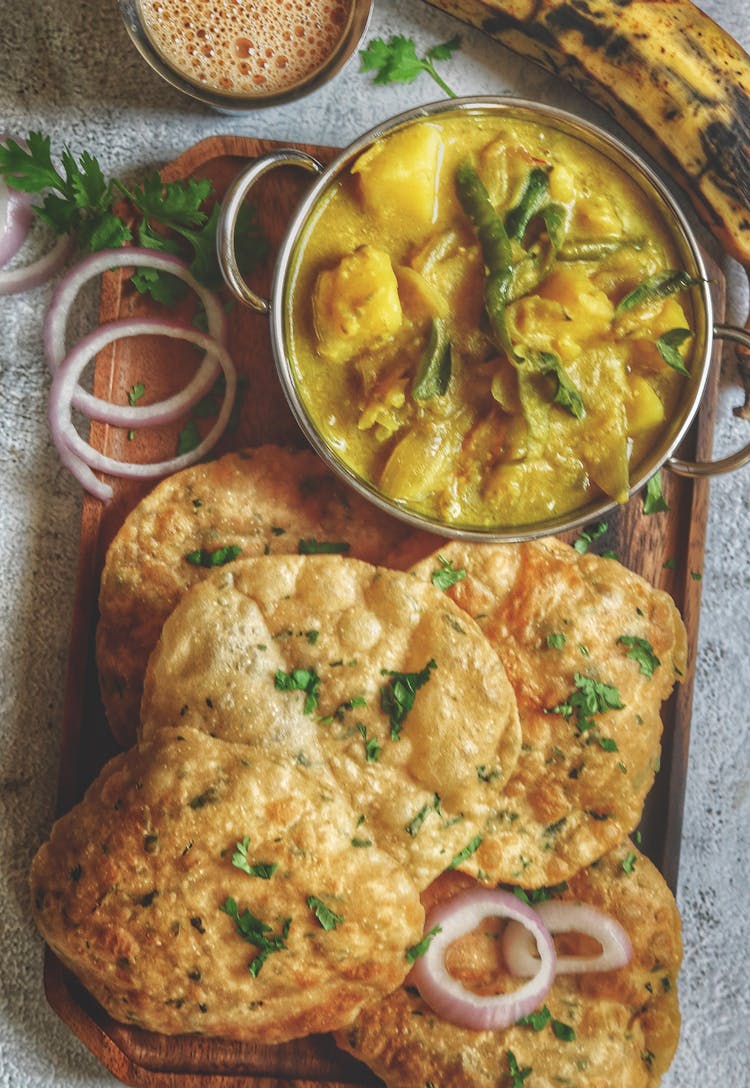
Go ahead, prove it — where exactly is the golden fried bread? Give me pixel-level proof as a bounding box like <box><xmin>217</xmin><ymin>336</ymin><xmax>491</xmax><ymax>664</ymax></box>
<box><xmin>30</xmin><ymin>727</ymin><xmax>424</xmax><ymax>1042</ymax></box>
<box><xmin>408</xmin><ymin>539</ymin><xmax>687</xmax><ymax>887</ymax></box>
<box><xmin>335</xmin><ymin>841</ymin><xmax>682</xmax><ymax>1088</ymax></box>
<box><xmin>141</xmin><ymin>554</ymin><xmax>522</xmax><ymax>890</ymax></box>
<box><xmin>96</xmin><ymin>445</ymin><xmax>431</xmax><ymax>747</ymax></box>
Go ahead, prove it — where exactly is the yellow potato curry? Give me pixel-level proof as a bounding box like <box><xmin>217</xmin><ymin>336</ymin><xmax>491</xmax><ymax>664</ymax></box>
<box><xmin>285</xmin><ymin>112</ymin><xmax>697</xmax><ymax>528</ymax></box>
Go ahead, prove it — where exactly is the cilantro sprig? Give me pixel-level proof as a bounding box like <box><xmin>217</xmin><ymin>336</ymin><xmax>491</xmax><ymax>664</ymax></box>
<box><xmin>360</xmin><ymin>34</ymin><xmax>460</xmax><ymax>97</ymax></box>
<box><xmin>0</xmin><ymin>131</ymin><xmax>268</xmax><ymax>300</ymax></box>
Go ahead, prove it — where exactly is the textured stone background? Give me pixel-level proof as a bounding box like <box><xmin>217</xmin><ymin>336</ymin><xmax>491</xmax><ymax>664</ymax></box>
<box><xmin>0</xmin><ymin>1</ymin><xmax>748</xmax><ymax>1084</ymax></box>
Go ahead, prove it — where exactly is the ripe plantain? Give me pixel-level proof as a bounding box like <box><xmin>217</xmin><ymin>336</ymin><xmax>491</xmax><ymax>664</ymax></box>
<box><xmin>425</xmin><ymin>0</ymin><xmax>750</xmax><ymax>402</ymax></box>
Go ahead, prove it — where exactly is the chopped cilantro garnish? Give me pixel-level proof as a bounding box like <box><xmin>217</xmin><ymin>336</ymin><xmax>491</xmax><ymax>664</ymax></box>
<box><xmin>448</xmin><ymin>833</ymin><xmax>483</xmax><ymax>869</ymax></box>
<box><xmin>405</xmin><ymin>794</ymin><xmax>441</xmax><ymax>837</ymax></box>
<box><xmin>220</xmin><ymin>896</ymin><xmax>290</xmax><ymax>977</ymax></box>
<box><xmin>306</xmin><ymin>895</ymin><xmax>344</xmax><ymax>931</ymax></box>
<box><xmin>274</xmin><ymin>667</ymin><xmax>321</xmax><ymax>714</ymax></box>
<box><xmin>405</xmin><ymin>924</ymin><xmax>442</xmax><ymax>964</ymax></box>
<box><xmin>691</xmin><ymin>569</ymin><xmax>702</xmax><ymax>581</ymax></box>
<box><xmin>128</xmin><ymin>381</ymin><xmax>145</xmax><ymax>406</ymax></box>
<box><xmin>572</xmin><ymin>520</ymin><xmax>608</xmax><ymax>554</ymax></box>
<box><xmin>231</xmin><ymin>837</ymin><xmax>278</xmax><ymax>880</ymax></box>
<box><xmin>517</xmin><ymin>1003</ymin><xmax>575</xmax><ymax>1040</ymax></box>
<box><xmin>617</xmin><ymin>635</ymin><xmax>661</xmax><ymax>677</ymax></box>
<box><xmin>431</xmin><ymin>554</ymin><xmax>467</xmax><ymax>591</ymax></box>
<box><xmin>298</xmin><ymin>538</ymin><xmax>351</xmax><ymax>555</ymax></box>
<box><xmin>621</xmin><ymin>850</ymin><xmax>638</xmax><ymax>874</ymax></box>
<box><xmin>357</xmin><ymin>722</ymin><xmax>381</xmax><ymax>763</ymax></box>
<box><xmin>643</xmin><ymin>471</ymin><xmax>669</xmax><ymax>514</ymax></box>
<box><xmin>546</xmin><ymin>632</ymin><xmax>566</xmax><ymax>649</ymax></box>
<box><xmin>517</xmin><ymin>1005</ymin><xmax>551</xmax><ymax>1031</ymax></box>
<box><xmin>504</xmin><ymin>1050</ymin><xmax>532</xmax><ymax>1087</ymax></box>
<box><xmin>184</xmin><ymin>544</ymin><xmax>242</xmax><ymax>567</ymax></box>
<box><xmin>551</xmin><ymin>672</ymin><xmax>624</xmax><ymax>734</ymax></box>
<box><xmin>380</xmin><ymin>659</ymin><xmax>437</xmax><ymax>740</ymax></box>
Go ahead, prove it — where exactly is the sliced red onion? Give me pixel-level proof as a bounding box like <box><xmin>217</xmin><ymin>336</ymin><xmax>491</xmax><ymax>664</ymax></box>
<box><xmin>43</xmin><ymin>247</ymin><xmax>226</xmax><ymax>427</ymax></box>
<box><xmin>0</xmin><ymin>183</ymin><xmax>34</xmax><ymax>268</ymax></box>
<box><xmin>503</xmin><ymin>900</ymin><xmax>633</xmax><ymax>977</ymax></box>
<box><xmin>409</xmin><ymin>888</ymin><xmax>556</xmax><ymax>1031</ymax></box>
<box><xmin>49</xmin><ymin>317</ymin><xmax>237</xmax><ymax>496</ymax></box>
<box><xmin>0</xmin><ymin>230</ymin><xmax>73</xmax><ymax>295</ymax></box>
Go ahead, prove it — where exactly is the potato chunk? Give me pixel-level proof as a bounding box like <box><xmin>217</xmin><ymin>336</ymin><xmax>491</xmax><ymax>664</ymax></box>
<box><xmin>313</xmin><ymin>245</ymin><xmax>403</xmax><ymax>363</ymax></box>
<box><xmin>352</xmin><ymin>123</ymin><xmax>442</xmax><ymax>228</ymax></box>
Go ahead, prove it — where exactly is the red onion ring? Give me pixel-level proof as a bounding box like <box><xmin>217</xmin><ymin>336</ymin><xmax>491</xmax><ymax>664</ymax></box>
<box><xmin>408</xmin><ymin>888</ymin><xmax>556</xmax><ymax>1031</ymax></box>
<box><xmin>43</xmin><ymin>248</ymin><xmax>227</xmax><ymax>427</ymax></box>
<box><xmin>48</xmin><ymin>317</ymin><xmax>237</xmax><ymax>499</ymax></box>
<box><xmin>502</xmin><ymin>900</ymin><xmax>633</xmax><ymax>976</ymax></box>
<box><xmin>0</xmin><ymin>182</ymin><xmax>34</xmax><ymax>268</ymax></box>
<box><xmin>0</xmin><ymin>229</ymin><xmax>72</xmax><ymax>296</ymax></box>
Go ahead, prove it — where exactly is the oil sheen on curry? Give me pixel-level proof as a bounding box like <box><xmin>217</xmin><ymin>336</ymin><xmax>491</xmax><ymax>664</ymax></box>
<box><xmin>285</xmin><ymin>112</ymin><xmax>697</xmax><ymax>528</ymax></box>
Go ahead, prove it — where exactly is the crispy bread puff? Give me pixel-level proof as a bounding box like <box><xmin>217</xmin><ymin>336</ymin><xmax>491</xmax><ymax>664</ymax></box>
<box><xmin>141</xmin><ymin>555</ymin><xmax>521</xmax><ymax>890</ymax></box>
<box><xmin>96</xmin><ymin>446</ymin><xmax>434</xmax><ymax>747</ymax></box>
<box><xmin>336</xmin><ymin>842</ymin><xmax>682</xmax><ymax>1088</ymax></box>
<box><xmin>407</xmin><ymin>539</ymin><xmax>687</xmax><ymax>887</ymax></box>
<box><xmin>30</xmin><ymin>728</ymin><xmax>424</xmax><ymax>1042</ymax></box>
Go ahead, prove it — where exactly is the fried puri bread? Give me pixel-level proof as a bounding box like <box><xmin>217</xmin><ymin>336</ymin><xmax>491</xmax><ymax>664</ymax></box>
<box><xmin>29</xmin><ymin>727</ymin><xmax>424</xmax><ymax>1042</ymax></box>
<box><xmin>407</xmin><ymin>539</ymin><xmax>687</xmax><ymax>887</ymax></box>
<box><xmin>96</xmin><ymin>445</ymin><xmax>430</xmax><ymax>747</ymax></box>
<box><xmin>140</xmin><ymin>554</ymin><xmax>522</xmax><ymax>890</ymax></box>
<box><xmin>335</xmin><ymin>841</ymin><xmax>682</xmax><ymax>1088</ymax></box>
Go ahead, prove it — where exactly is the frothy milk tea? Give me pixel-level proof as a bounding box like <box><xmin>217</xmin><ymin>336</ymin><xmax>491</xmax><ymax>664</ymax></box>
<box><xmin>137</xmin><ymin>0</ymin><xmax>353</xmax><ymax>97</ymax></box>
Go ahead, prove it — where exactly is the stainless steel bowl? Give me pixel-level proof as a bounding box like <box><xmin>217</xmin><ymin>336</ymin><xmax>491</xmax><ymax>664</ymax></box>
<box><xmin>217</xmin><ymin>97</ymin><xmax>750</xmax><ymax>540</ymax></box>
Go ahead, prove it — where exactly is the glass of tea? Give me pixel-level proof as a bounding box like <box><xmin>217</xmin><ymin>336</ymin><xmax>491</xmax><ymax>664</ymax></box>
<box><xmin>117</xmin><ymin>0</ymin><xmax>373</xmax><ymax>111</ymax></box>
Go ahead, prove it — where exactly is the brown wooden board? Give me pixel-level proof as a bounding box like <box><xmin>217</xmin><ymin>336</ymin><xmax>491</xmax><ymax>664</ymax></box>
<box><xmin>44</xmin><ymin>134</ymin><xmax>724</xmax><ymax>1087</ymax></box>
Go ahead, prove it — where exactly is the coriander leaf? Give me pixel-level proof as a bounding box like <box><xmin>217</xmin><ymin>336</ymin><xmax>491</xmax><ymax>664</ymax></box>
<box><xmin>405</xmin><ymin>924</ymin><xmax>442</xmax><ymax>964</ymax></box>
<box><xmin>448</xmin><ymin>833</ymin><xmax>483</xmax><ymax>869</ymax></box>
<box><xmin>128</xmin><ymin>172</ymin><xmax>212</xmax><ymax>229</ymax></box>
<box><xmin>552</xmin><ymin>1018</ymin><xmax>576</xmax><ymax>1041</ymax></box>
<box><xmin>184</xmin><ymin>544</ymin><xmax>242</xmax><ymax>567</ymax></box>
<box><xmin>274</xmin><ymin>667</ymin><xmax>321</xmax><ymax>715</ymax></box>
<box><xmin>621</xmin><ymin>850</ymin><xmax>637</xmax><ymax>874</ymax></box>
<box><xmin>643</xmin><ymin>471</ymin><xmax>669</xmax><ymax>514</ymax></box>
<box><xmin>573</xmin><ymin>520</ymin><xmax>608</xmax><ymax>554</ymax></box>
<box><xmin>380</xmin><ymin>659</ymin><xmax>437</xmax><ymax>740</ymax></box>
<box><xmin>128</xmin><ymin>382</ymin><xmax>145</xmax><ymax>406</ymax></box>
<box><xmin>546</xmin><ymin>632</ymin><xmax>566</xmax><ymax>650</ymax></box>
<box><xmin>551</xmin><ymin>672</ymin><xmax>624</xmax><ymax>735</ymax></box>
<box><xmin>231</xmin><ymin>837</ymin><xmax>278</xmax><ymax>879</ymax></box>
<box><xmin>306</xmin><ymin>895</ymin><xmax>344</xmax><ymax>931</ymax></box>
<box><xmin>360</xmin><ymin>34</ymin><xmax>459</xmax><ymax>97</ymax></box>
<box><xmin>220</xmin><ymin>896</ymin><xmax>290</xmax><ymax>977</ymax></box>
<box><xmin>298</xmin><ymin>538</ymin><xmax>351</xmax><ymax>555</ymax></box>
<box><xmin>431</xmin><ymin>554</ymin><xmax>466</xmax><ymax>592</ymax></box>
<box><xmin>656</xmin><ymin>327</ymin><xmax>692</xmax><ymax>375</ymax></box>
<box><xmin>517</xmin><ymin>1004</ymin><xmax>552</xmax><ymax>1031</ymax></box>
<box><xmin>617</xmin><ymin>635</ymin><xmax>661</xmax><ymax>677</ymax></box>
<box><xmin>505</xmin><ymin>1049</ymin><xmax>532</xmax><ymax>1087</ymax></box>
<box><xmin>357</xmin><ymin>722</ymin><xmax>381</xmax><ymax>763</ymax></box>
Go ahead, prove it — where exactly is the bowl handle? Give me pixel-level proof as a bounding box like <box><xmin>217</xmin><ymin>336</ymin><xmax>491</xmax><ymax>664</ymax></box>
<box><xmin>217</xmin><ymin>149</ymin><xmax>325</xmax><ymax>313</ymax></box>
<box><xmin>668</xmin><ymin>323</ymin><xmax>750</xmax><ymax>478</ymax></box>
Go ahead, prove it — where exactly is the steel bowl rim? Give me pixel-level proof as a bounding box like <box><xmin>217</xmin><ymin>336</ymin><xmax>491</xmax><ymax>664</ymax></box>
<box><xmin>268</xmin><ymin>95</ymin><xmax>714</xmax><ymax>542</ymax></box>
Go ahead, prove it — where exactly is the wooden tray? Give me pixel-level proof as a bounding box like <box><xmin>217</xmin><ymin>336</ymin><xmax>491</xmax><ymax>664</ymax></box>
<box><xmin>45</xmin><ymin>134</ymin><xmax>724</xmax><ymax>1087</ymax></box>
